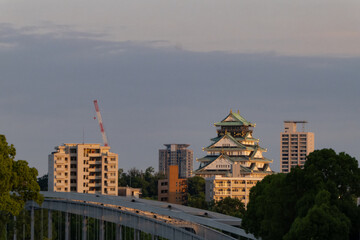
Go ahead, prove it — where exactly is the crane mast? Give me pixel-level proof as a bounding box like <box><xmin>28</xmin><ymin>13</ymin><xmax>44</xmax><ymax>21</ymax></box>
<box><xmin>93</xmin><ymin>100</ymin><xmax>109</xmax><ymax>146</ymax></box>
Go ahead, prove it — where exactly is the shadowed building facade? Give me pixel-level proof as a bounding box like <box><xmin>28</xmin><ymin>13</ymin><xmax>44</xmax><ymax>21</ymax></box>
<box><xmin>159</xmin><ymin>144</ymin><xmax>193</xmax><ymax>179</ymax></box>
<box><xmin>158</xmin><ymin>165</ymin><xmax>187</xmax><ymax>204</ymax></box>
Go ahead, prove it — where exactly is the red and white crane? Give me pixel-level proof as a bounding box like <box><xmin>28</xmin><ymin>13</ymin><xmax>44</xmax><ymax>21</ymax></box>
<box><xmin>93</xmin><ymin>100</ymin><xmax>109</xmax><ymax>146</ymax></box>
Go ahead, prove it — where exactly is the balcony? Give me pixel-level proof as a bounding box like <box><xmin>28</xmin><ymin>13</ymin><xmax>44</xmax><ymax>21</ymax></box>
<box><xmin>55</xmin><ymin>175</ymin><xmax>66</xmax><ymax>179</ymax></box>
<box><xmin>215</xmin><ymin>191</ymin><xmax>231</xmax><ymax>195</ymax></box>
<box><xmin>55</xmin><ymin>159</ymin><xmax>67</xmax><ymax>164</ymax></box>
<box><xmin>88</xmin><ymin>160</ymin><xmax>96</xmax><ymax>164</ymax></box>
<box><xmin>106</xmin><ymin>175</ymin><xmax>116</xmax><ymax>181</ymax></box>
<box><xmin>88</xmin><ymin>175</ymin><xmax>102</xmax><ymax>180</ymax></box>
<box><xmin>55</xmin><ymin>182</ymin><xmax>65</xmax><ymax>187</ymax></box>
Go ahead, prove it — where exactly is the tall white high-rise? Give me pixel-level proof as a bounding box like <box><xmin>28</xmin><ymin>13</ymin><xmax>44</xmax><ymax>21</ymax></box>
<box><xmin>280</xmin><ymin>121</ymin><xmax>314</xmax><ymax>173</ymax></box>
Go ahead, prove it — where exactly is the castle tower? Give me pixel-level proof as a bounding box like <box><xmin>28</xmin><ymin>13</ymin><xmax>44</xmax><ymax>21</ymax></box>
<box><xmin>194</xmin><ymin>110</ymin><xmax>273</xmax><ymax>204</ymax></box>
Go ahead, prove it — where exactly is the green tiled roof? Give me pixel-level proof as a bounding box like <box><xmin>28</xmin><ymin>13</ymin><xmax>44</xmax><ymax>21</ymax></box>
<box><xmin>214</xmin><ymin>111</ymin><xmax>255</xmax><ymax>127</ymax></box>
<box><xmin>197</xmin><ymin>156</ymin><xmax>218</xmax><ymax>162</ymax></box>
<box><xmin>194</xmin><ymin>169</ymin><xmax>230</xmax><ymax>175</ymax></box>
<box><xmin>205</xmin><ymin>133</ymin><xmax>249</xmax><ymax>149</ymax></box>
<box><xmin>197</xmin><ymin>155</ymin><xmax>273</xmax><ymax>163</ymax></box>
<box><xmin>210</xmin><ymin>136</ymin><xmax>259</xmax><ymax>143</ymax></box>
<box><xmin>239</xmin><ymin>165</ymin><xmax>252</xmax><ymax>173</ymax></box>
<box><xmin>204</xmin><ymin>147</ymin><xmax>254</xmax><ymax>152</ymax></box>
<box><xmin>249</xmin><ymin>158</ymin><xmax>273</xmax><ymax>163</ymax></box>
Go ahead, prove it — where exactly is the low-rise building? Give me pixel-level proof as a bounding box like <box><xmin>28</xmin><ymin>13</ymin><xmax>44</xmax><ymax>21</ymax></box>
<box><xmin>118</xmin><ymin>186</ymin><xmax>141</xmax><ymax>198</ymax></box>
<box><xmin>158</xmin><ymin>165</ymin><xmax>187</xmax><ymax>204</ymax></box>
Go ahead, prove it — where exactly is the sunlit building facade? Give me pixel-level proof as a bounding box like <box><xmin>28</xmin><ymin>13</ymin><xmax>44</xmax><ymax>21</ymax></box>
<box><xmin>195</xmin><ymin>110</ymin><xmax>273</xmax><ymax>205</ymax></box>
<box><xmin>280</xmin><ymin>121</ymin><xmax>314</xmax><ymax>173</ymax></box>
<box><xmin>48</xmin><ymin>143</ymin><xmax>118</xmax><ymax>195</ymax></box>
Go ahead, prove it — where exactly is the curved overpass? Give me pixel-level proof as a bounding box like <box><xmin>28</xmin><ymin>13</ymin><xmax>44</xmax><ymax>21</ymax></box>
<box><xmin>26</xmin><ymin>192</ymin><xmax>256</xmax><ymax>240</ymax></box>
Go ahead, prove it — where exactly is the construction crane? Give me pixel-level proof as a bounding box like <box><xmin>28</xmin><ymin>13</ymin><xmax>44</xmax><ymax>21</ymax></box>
<box><xmin>93</xmin><ymin>100</ymin><xmax>109</xmax><ymax>146</ymax></box>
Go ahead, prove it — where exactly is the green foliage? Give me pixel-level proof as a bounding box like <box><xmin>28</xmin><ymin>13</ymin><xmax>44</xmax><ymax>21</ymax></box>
<box><xmin>118</xmin><ymin>167</ymin><xmax>165</xmax><ymax>199</ymax></box>
<box><xmin>187</xmin><ymin>176</ymin><xmax>205</xmax><ymax>196</ymax></box>
<box><xmin>186</xmin><ymin>176</ymin><xmax>246</xmax><ymax>217</ymax></box>
<box><xmin>242</xmin><ymin>149</ymin><xmax>360</xmax><ymax>240</ymax></box>
<box><xmin>242</xmin><ymin>173</ymin><xmax>299</xmax><ymax>240</ymax></box>
<box><xmin>0</xmin><ymin>135</ymin><xmax>43</xmax><ymax>238</ymax></box>
<box><xmin>37</xmin><ymin>174</ymin><xmax>48</xmax><ymax>191</ymax></box>
<box><xmin>187</xmin><ymin>193</ymin><xmax>208</xmax><ymax>210</ymax></box>
<box><xmin>210</xmin><ymin>197</ymin><xmax>245</xmax><ymax>218</ymax></box>
<box><xmin>186</xmin><ymin>176</ymin><xmax>209</xmax><ymax>210</ymax></box>
<box><xmin>284</xmin><ymin>190</ymin><xmax>350</xmax><ymax>240</ymax></box>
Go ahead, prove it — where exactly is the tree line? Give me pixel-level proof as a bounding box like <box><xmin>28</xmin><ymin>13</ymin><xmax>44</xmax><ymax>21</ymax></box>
<box><xmin>0</xmin><ymin>135</ymin><xmax>42</xmax><ymax>239</ymax></box>
<box><xmin>118</xmin><ymin>167</ymin><xmax>166</xmax><ymax>199</ymax></box>
<box><xmin>242</xmin><ymin>149</ymin><xmax>360</xmax><ymax>240</ymax></box>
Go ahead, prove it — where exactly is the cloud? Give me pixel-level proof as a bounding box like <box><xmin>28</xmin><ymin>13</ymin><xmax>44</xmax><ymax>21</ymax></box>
<box><xmin>0</xmin><ymin>24</ymin><xmax>359</xmax><ymax>175</ymax></box>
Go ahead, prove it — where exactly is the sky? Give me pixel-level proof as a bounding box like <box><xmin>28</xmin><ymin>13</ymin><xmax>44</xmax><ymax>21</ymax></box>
<box><xmin>1</xmin><ymin>1</ymin><xmax>360</xmax><ymax>176</ymax></box>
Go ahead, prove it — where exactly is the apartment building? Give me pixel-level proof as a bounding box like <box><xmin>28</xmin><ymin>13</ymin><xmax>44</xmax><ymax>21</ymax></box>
<box><xmin>48</xmin><ymin>143</ymin><xmax>118</xmax><ymax>195</ymax></box>
<box><xmin>159</xmin><ymin>144</ymin><xmax>193</xmax><ymax>179</ymax></box>
<box><xmin>280</xmin><ymin>121</ymin><xmax>314</xmax><ymax>173</ymax></box>
<box><xmin>206</xmin><ymin>176</ymin><xmax>263</xmax><ymax>206</ymax></box>
<box><xmin>158</xmin><ymin>165</ymin><xmax>187</xmax><ymax>204</ymax></box>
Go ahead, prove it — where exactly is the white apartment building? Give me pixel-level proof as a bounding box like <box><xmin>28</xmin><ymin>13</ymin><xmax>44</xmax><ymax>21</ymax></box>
<box><xmin>48</xmin><ymin>143</ymin><xmax>118</xmax><ymax>195</ymax></box>
<box><xmin>206</xmin><ymin>176</ymin><xmax>263</xmax><ymax>206</ymax></box>
<box><xmin>280</xmin><ymin>121</ymin><xmax>314</xmax><ymax>173</ymax></box>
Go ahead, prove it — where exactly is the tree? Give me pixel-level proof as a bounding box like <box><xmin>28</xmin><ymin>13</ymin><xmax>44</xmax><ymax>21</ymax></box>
<box><xmin>0</xmin><ymin>135</ymin><xmax>43</xmax><ymax>238</ymax></box>
<box><xmin>210</xmin><ymin>197</ymin><xmax>245</xmax><ymax>218</ymax></box>
<box><xmin>37</xmin><ymin>174</ymin><xmax>48</xmax><ymax>191</ymax></box>
<box><xmin>284</xmin><ymin>190</ymin><xmax>350</xmax><ymax>240</ymax></box>
<box><xmin>186</xmin><ymin>176</ymin><xmax>209</xmax><ymax>210</ymax></box>
<box><xmin>118</xmin><ymin>167</ymin><xmax>165</xmax><ymax>199</ymax></box>
<box><xmin>304</xmin><ymin>149</ymin><xmax>360</xmax><ymax>240</ymax></box>
<box><xmin>242</xmin><ymin>173</ymin><xmax>300</xmax><ymax>240</ymax></box>
<box><xmin>242</xmin><ymin>149</ymin><xmax>360</xmax><ymax>240</ymax></box>
<box><xmin>187</xmin><ymin>176</ymin><xmax>205</xmax><ymax>196</ymax></box>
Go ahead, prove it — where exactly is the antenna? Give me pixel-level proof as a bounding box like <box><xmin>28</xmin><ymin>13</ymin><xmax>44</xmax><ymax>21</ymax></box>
<box><xmin>93</xmin><ymin>100</ymin><xmax>109</xmax><ymax>146</ymax></box>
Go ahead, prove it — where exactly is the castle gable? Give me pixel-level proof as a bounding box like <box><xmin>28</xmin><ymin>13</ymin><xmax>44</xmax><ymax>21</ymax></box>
<box><xmin>203</xmin><ymin>155</ymin><xmax>232</xmax><ymax>171</ymax></box>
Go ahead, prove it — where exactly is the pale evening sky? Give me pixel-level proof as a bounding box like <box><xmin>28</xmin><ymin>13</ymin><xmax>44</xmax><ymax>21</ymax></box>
<box><xmin>0</xmin><ymin>0</ymin><xmax>359</xmax><ymax>176</ymax></box>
